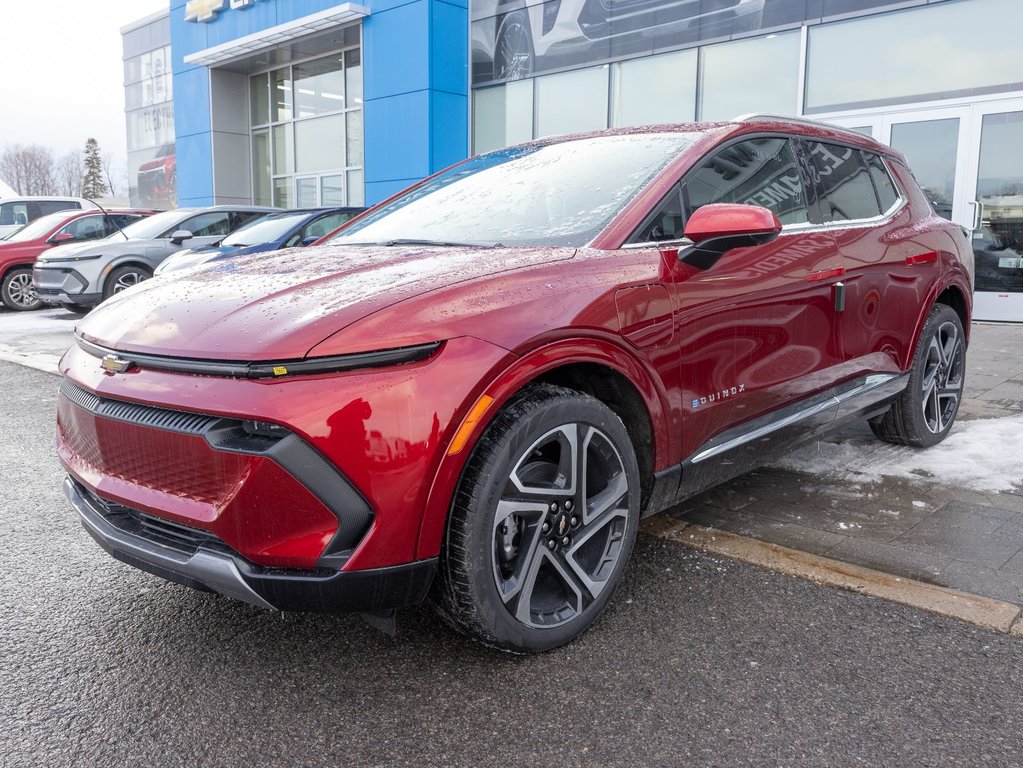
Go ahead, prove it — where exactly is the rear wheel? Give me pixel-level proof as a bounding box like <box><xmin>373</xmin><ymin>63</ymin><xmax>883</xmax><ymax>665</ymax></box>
<box><xmin>1</xmin><ymin>268</ymin><xmax>42</xmax><ymax>311</ymax></box>
<box><xmin>870</xmin><ymin>304</ymin><xmax>966</xmax><ymax>447</ymax></box>
<box><xmin>103</xmin><ymin>265</ymin><xmax>152</xmax><ymax>300</ymax></box>
<box><xmin>435</xmin><ymin>384</ymin><xmax>640</xmax><ymax>653</ymax></box>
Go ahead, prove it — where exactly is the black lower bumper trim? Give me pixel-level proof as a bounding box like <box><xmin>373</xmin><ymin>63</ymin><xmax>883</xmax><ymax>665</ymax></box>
<box><xmin>65</xmin><ymin>477</ymin><xmax>436</xmax><ymax>613</ymax></box>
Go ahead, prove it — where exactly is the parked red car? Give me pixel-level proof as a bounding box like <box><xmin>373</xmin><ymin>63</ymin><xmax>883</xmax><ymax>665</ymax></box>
<box><xmin>0</xmin><ymin>209</ymin><xmax>157</xmax><ymax>310</ymax></box>
<box><xmin>57</xmin><ymin>118</ymin><xmax>973</xmax><ymax>652</ymax></box>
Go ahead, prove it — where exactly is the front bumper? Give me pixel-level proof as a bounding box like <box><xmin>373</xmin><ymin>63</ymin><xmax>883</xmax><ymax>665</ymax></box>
<box><xmin>33</xmin><ymin>264</ymin><xmax>101</xmax><ymax>306</ymax></box>
<box><xmin>66</xmin><ymin>477</ymin><xmax>437</xmax><ymax>612</ymax></box>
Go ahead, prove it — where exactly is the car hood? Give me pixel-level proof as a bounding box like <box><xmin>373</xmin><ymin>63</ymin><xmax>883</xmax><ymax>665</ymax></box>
<box><xmin>158</xmin><ymin>245</ymin><xmax>232</xmax><ymax>273</ymax></box>
<box><xmin>77</xmin><ymin>244</ymin><xmax>576</xmax><ymax>360</ymax></box>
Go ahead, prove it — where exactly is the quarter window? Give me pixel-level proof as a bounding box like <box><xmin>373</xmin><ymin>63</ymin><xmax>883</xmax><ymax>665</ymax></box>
<box><xmin>865</xmin><ymin>153</ymin><xmax>900</xmax><ymax>213</ymax></box>
<box><xmin>629</xmin><ymin>187</ymin><xmax>684</xmax><ymax>244</ymax></box>
<box><xmin>807</xmin><ymin>142</ymin><xmax>881</xmax><ymax>222</ymax></box>
<box><xmin>686</xmin><ymin>138</ymin><xmax>809</xmax><ymax>226</ymax></box>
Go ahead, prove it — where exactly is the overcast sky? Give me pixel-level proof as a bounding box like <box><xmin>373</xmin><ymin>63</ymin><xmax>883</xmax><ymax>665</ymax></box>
<box><xmin>0</xmin><ymin>0</ymin><xmax>168</xmax><ymax>172</ymax></box>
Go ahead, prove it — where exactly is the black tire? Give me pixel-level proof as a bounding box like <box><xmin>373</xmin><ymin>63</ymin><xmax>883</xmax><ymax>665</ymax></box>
<box><xmin>494</xmin><ymin>10</ymin><xmax>534</xmax><ymax>81</ymax></box>
<box><xmin>869</xmin><ymin>304</ymin><xmax>966</xmax><ymax>448</ymax></box>
<box><xmin>63</xmin><ymin>303</ymin><xmax>92</xmax><ymax>316</ymax></box>
<box><xmin>103</xmin><ymin>264</ymin><xmax>152</xmax><ymax>300</ymax></box>
<box><xmin>1</xmin><ymin>267</ymin><xmax>42</xmax><ymax>311</ymax></box>
<box><xmin>434</xmin><ymin>384</ymin><xmax>641</xmax><ymax>653</ymax></box>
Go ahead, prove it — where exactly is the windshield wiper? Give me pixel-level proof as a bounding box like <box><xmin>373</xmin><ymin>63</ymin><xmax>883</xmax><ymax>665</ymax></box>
<box><xmin>336</xmin><ymin>238</ymin><xmax>503</xmax><ymax>248</ymax></box>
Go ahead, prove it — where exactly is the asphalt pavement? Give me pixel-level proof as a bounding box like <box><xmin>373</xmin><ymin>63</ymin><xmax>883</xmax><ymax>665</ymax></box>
<box><xmin>3</xmin><ymin>360</ymin><xmax>1023</xmax><ymax>767</ymax></box>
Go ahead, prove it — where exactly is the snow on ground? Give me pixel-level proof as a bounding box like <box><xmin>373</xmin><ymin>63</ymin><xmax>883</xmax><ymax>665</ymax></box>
<box><xmin>0</xmin><ymin>308</ymin><xmax>79</xmax><ymax>374</ymax></box>
<box><xmin>774</xmin><ymin>415</ymin><xmax>1023</xmax><ymax>493</ymax></box>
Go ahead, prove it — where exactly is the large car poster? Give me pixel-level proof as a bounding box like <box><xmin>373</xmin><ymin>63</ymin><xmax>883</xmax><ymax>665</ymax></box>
<box><xmin>126</xmin><ymin>46</ymin><xmax>177</xmax><ymax>208</ymax></box>
<box><xmin>472</xmin><ymin>0</ymin><xmax>913</xmax><ymax>85</ymax></box>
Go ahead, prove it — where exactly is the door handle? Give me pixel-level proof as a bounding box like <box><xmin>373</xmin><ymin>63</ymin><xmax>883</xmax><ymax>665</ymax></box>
<box><xmin>967</xmin><ymin>200</ymin><xmax>982</xmax><ymax>230</ymax></box>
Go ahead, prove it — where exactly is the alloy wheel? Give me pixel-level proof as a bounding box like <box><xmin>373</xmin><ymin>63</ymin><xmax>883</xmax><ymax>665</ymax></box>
<box><xmin>497</xmin><ymin>22</ymin><xmax>532</xmax><ymax>80</ymax></box>
<box><xmin>492</xmin><ymin>423</ymin><xmax>630</xmax><ymax>629</ymax></box>
<box><xmin>113</xmin><ymin>271</ymin><xmax>146</xmax><ymax>293</ymax></box>
<box><xmin>921</xmin><ymin>320</ymin><xmax>964</xmax><ymax>434</ymax></box>
<box><xmin>6</xmin><ymin>272</ymin><xmax>39</xmax><ymax>309</ymax></box>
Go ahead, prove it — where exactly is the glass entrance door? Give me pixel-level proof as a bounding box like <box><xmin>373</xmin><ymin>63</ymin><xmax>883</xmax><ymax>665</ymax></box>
<box><xmin>964</xmin><ymin>100</ymin><xmax>1023</xmax><ymax>321</ymax></box>
<box><xmin>826</xmin><ymin>101</ymin><xmax>1023</xmax><ymax>321</ymax></box>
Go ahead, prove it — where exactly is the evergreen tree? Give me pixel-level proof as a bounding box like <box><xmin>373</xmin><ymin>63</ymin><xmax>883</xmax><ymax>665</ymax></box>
<box><xmin>81</xmin><ymin>138</ymin><xmax>108</xmax><ymax>199</ymax></box>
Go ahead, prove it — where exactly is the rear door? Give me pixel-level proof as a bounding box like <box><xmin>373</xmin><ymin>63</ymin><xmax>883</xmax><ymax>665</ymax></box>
<box><xmin>667</xmin><ymin>135</ymin><xmax>846</xmax><ymax>468</ymax></box>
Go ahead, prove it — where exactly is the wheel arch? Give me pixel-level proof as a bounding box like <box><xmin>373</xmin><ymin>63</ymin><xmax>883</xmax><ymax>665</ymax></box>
<box><xmin>100</xmin><ymin>257</ymin><xmax>154</xmax><ymax>295</ymax></box>
<box><xmin>415</xmin><ymin>336</ymin><xmax>671</xmax><ymax>561</ymax></box>
<box><xmin>905</xmin><ymin>273</ymin><xmax>972</xmax><ymax>370</ymax></box>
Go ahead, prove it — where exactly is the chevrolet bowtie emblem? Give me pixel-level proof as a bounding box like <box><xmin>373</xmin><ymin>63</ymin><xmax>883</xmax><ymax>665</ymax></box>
<box><xmin>184</xmin><ymin>0</ymin><xmax>226</xmax><ymax>23</ymax></box>
<box><xmin>100</xmin><ymin>354</ymin><xmax>135</xmax><ymax>375</ymax></box>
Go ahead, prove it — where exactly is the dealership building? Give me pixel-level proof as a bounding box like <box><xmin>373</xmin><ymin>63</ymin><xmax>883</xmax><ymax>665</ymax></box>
<box><xmin>123</xmin><ymin>0</ymin><xmax>1023</xmax><ymax>319</ymax></box>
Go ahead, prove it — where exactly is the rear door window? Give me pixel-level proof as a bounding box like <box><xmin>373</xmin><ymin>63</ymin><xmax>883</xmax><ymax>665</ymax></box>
<box><xmin>176</xmin><ymin>212</ymin><xmax>231</xmax><ymax>237</ymax></box>
<box><xmin>38</xmin><ymin>201</ymin><xmax>79</xmax><ymax>216</ymax></box>
<box><xmin>685</xmin><ymin>137</ymin><xmax>810</xmax><ymax>226</ymax></box>
<box><xmin>807</xmin><ymin>142</ymin><xmax>882</xmax><ymax>222</ymax></box>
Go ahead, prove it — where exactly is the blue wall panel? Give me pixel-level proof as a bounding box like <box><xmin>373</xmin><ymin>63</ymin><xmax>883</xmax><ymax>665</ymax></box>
<box><xmin>171</xmin><ymin>67</ymin><xmax>211</xmax><ymax>138</ymax></box>
<box><xmin>174</xmin><ymin>133</ymin><xmax>214</xmax><ymax>205</ymax></box>
<box><xmin>171</xmin><ymin>0</ymin><xmax>469</xmax><ymax>208</ymax></box>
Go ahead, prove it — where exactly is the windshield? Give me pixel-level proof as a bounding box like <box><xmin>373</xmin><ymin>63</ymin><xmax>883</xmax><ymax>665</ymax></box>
<box><xmin>4</xmin><ymin>212</ymin><xmax>71</xmax><ymax>242</ymax></box>
<box><xmin>113</xmin><ymin>210</ymin><xmax>190</xmax><ymax>241</ymax></box>
<box><xmin>222</xmin><ymin>212</ymin><xmax>309</xmax><ymax>247</ymax></box>
<box><xmin>331</xmin><ymin>133</ymin><xmax>696</xmax><ymax>248</ymax></box>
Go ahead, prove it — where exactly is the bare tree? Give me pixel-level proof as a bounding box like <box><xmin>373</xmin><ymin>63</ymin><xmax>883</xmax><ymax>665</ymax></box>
<box><xmin>55</xmin><ymin>152</ymin><xmax>83</xmax><ymax>197</ymax></box>
<box><xmin>101</xmin><ymin>153</ymin><xmax>125</xmax><ymax>198</ymax></box>
<box><xmin>0</xmin><ymin>144</ymin><xmax>57</xmax><ymax>195</ymax></box>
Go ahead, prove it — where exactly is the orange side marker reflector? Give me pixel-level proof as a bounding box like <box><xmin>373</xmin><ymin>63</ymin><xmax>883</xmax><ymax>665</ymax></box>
<box><xmin>905</xmin><ymin>251</ymin><xmax>938</xmax><ymax>266</ymax></box>
<box><xmin>447</xmin><ymin>395</ymin><xmax>495</xmax><ymax>455</ymax></box>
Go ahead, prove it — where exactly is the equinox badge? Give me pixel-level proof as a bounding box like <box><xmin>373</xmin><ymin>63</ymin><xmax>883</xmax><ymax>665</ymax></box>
<box><xmin>100</xmin><ymin>354</ymin><xmax>135</xmax><ymax>375</ymax></box>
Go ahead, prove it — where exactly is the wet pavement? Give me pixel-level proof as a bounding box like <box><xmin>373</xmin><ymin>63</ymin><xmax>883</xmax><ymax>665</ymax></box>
<box><xmin>3</xmin><ymin>361</ymin><xmax>1023</xmax><ymax>767</ymax></box>
<box><xmin>668</xmin><ymin>322</ymin><xmax>1023</xmax><ymax>608</ymax></box>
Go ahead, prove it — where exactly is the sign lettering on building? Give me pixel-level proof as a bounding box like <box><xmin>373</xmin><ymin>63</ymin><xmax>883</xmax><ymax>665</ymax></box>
<box><xmin>184</xmin><ymin>0</ymin><xmax>265</xmax><ymax>23</ymax></box>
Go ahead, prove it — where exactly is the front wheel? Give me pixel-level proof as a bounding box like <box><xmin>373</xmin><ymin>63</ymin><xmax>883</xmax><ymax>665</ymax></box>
<box><xmin>435</xmin><ymin>384</ymin><xmax>640</xmax><ymax>653</ymax></box>
<box><xmin>870</xmin><ymin>304</ymin><xmax>966</xmax><ymax>447</ymax></box>
<box><xmin>103</xmin><ymin>265</ymin><xmax>152</xmax><ymax>300</ymax></box>
<box><xmin>1</xmin><ymin>267</ymin><xmax>42</xmax><ymax>311</ymax></box>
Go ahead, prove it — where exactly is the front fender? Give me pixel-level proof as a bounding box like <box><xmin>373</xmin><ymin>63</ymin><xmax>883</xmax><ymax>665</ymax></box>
<box><xmin>415</xmin><ymin>333</ymin><xmax>671</xmax><ymax>560</ymax></box>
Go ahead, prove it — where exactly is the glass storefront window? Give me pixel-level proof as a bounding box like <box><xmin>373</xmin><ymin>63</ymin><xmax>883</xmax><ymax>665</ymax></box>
<box><xmin>252</xmin><ymin>130</ymin><xmax>271</xmax><ymax>206</ymax></box>
<box><xmin>271</xmin><ymin>68</ymin><xmax>293</xmax><ymax>122</ymax></box>
<box><xmin>272</xmin><ymin>124</ymin><xmax>293</xmax><ymax>175</ymax></box>
<box><xmin>273</xmin><ymin>178</ymin><xmax>292</xmax><ymax>209</ymax></box>
<box><xmin>296</xmin><ymin>177</ymin><xmax>318</xmax><ymax>208</ymax></box>
<box><xmin>294</xmin><ymin>55</ymin><xmax>345</xmax><ymax>117</ymax></box>
<box><xmin>321</xmin><ymin>175</ymin><xmax>344</xmax><ymax>206</ymax></box>
<box><xmin>250</xmin><ymin>73</ymin><xmax>269</xmax><ymax>126</ymax></box>
<box><xmin>699</xmin><ymin>32</ymin><xmax>800</xmax><ymax>121</ymax></box>
<box><xmin>473</xmin><ymin>80</ymin><xmax>533</xmax><ymax>154</ymax></box>
<box><xmin>295</xmin><ymin>114</ymin><xmax>344</xmax><ymax>174</ymax></box>
<box><xmin>535</xmin><ymin>66</ymin><xmax>609</xmax><ymax>139</ymax></box>
<box><xmin>806</xmin><ymin>0</ymin><xmax>1023</xmax><ymax>112</ymax></box>
<box><xmin>347</xmin><ymin>170</ymin><xmax>364</xmax><ymax>206</ymax></box>
<box><xmin>345</xmin><ymin>49</ymin><xmax>362</xmax><ymax>107</ymax></box>
<box><xmin>611</xmin><ymin>50</ymin><xmax>697</xmax><ymax>128</ymax></box>
<box><xmin>250</xmin><ymin>34</ymin><xmax>362</xmax><ymax>208</ymax></box>
<box><xmin>346</xmin><ymin>110</ymin><xmax>363</xmax><ymax>166</ymax></box>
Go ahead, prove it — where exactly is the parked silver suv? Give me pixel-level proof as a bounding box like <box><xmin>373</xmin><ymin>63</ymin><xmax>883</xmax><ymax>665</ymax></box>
<box><xmin>33</xmin><ymin>205</ymin><xmax>277</xmax><ymax>311</ymax></box>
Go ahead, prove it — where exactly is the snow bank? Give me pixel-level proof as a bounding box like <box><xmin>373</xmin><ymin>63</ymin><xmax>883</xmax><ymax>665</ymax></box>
<box><xmin>773</xmin><ymin>415</ymin><xmax>1023</xmax><ymax>493</ymax></box>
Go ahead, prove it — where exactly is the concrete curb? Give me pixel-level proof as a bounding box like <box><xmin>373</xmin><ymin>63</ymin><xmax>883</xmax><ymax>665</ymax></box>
<box><xmin>642</xmin><ymin>515</ymin><xmax>1023</xmax><ymax>635</ymax></box>
<box><xmin>0</xmin><ymin>345</ymin><xmax>59</xmax><ymax>376</ymax></box>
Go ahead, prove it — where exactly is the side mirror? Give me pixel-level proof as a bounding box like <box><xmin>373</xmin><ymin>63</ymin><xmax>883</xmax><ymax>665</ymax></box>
<box><xmin>170</xmin><ymin>229</ymin><xmax>193</xmax><ymax>246</ymax></box>
<box><xmin>47</xmin><ymin>232</ymin><xmax>75</xmax><ymax>244</ymax></box>
<box><xmin>680</xmin><ymin>203</ymin><xmax>782</xmax><ymax>270</ymax></box>
<box><xmin>300</xmin><ymin>235</ymin><xmax>319</xmax><ymax>247</ymax></box>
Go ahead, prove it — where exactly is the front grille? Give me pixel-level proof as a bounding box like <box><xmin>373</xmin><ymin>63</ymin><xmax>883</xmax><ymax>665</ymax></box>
<box><xmin>79</xmin><ymin>481</ymin><xmax>234</xmax><ymax>557</ymax></box>
<box><xmin>60</xmin><ymin>380</ymin><xmax>219</xmax><ymax>435</ymax></box>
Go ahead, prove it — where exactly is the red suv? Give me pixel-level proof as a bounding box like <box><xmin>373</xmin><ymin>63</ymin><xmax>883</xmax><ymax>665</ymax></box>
<box><xmin>57</xmin><ymin>117</ymin><xmax>972</xmax><ymax>652</ymax></box>
<box><xmin>0</xmin><ymin>209</ymin><xmax>156</xmax><ymax>311</ymax></box>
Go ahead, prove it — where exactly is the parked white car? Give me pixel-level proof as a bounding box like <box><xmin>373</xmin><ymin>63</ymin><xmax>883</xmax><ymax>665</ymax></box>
<box><xmin>0</xmin><ymin>197</ymin><xmax>98</xmax><ymax>239</ymax></box>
